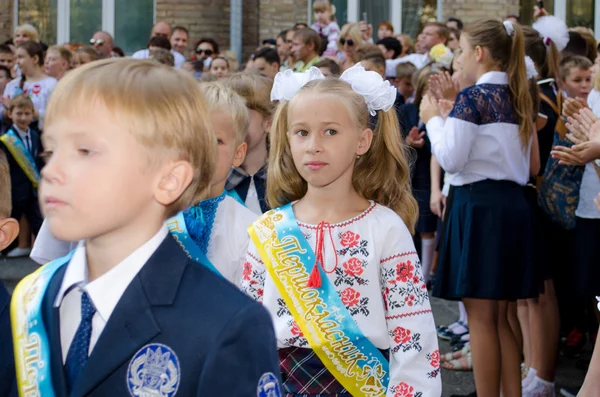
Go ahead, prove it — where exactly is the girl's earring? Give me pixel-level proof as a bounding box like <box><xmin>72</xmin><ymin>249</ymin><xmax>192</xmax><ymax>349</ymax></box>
<box><xmin>356</xmin><ymin>155</ymin><xmax>361</xmax><ymax>159</ymax></box>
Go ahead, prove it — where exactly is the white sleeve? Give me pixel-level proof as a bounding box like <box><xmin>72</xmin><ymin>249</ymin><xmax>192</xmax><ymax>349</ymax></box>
<box><xmin>426</xmin><ymin>115</ymin><xmax>478</xmax><ymax>174</ymax></box>
<box><xmin>173</xmin><ymin>51</ymin><xmax>186</xmax><ymax>68</ymax></box>
<box><xmin>130</xmin><ymin>50</ymin><xmax>148</xmax><ymax>60</ymax></box>
<box><xmin>380</xmin><ymin>220</ymin><xmax>442</xmax><ymax>397</ymax></box>
<box><xmin>240</xmin><ymin>240</ymin><xmax>266</xmax><ymax>302</ymax></box>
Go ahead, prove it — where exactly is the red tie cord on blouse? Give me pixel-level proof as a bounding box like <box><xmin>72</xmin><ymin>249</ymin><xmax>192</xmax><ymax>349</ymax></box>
<box><xmin>307</xmin><ymin>221</ymin><xmax>339</xmax><ymax>288</ymax></box>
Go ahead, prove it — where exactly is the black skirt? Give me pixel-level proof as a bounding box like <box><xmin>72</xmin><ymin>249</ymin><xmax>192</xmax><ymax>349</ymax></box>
<box><xmin>570</xmin><ymin>217</ymin><xmax>600</xmax><ymax>296</ymax></box>
<box><xmin>433</xmin><ymin>180</ymin><xmax>538</xmax><ymax>300</ymax></box>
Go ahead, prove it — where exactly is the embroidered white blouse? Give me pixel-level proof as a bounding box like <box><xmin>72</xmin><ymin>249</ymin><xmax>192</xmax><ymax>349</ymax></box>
<box><xmin>241</xmin><ymin>202</ymin><xmax>441</xmax><ymax>397</ymax></box>
<box><xmin>426</xmin><ymin>72</ymin><xmax>531</xmax><ymax>187</ymax></box>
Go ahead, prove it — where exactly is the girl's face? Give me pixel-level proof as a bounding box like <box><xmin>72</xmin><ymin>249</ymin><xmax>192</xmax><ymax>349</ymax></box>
<box><xmin>44</xmin><ymin>50</ymin><xmax>68</xmax><ymax>79</ymax></box>
<box><xmin>456</xmin><ymin>34</ymin><xmax>477</xmax><ymax>85</ymax></box>
<box><xmin>447</xmin><ymin>32</ymin><xmax>459</xmax><ymax>51</ymax></box>
<box><xmin>563</xmin><ymin>67</ymin><xmax>592</xmax><ymax>100</ymax></box>
<box><xmin>14</xmin><ymin>30</ymin><xmax>30</xmax><ymax>46</ymax></box>
<box><xmin>16</xmin><ymin>48</ymin><xmax>38</xmax><ymax>75</ymax></box>
<box><xmin>209</xmin><ymin>58</ymin><xmax>229</xmax><ymax>78</ymax></box>
<box><xmin>287</xmin><ymin>92</ymin><xmax>372</xmax><ymax>190</ymax></box>
<box><xmin>378</xmin><ymin>27</ymin><xmax>393</xmax><ymax>40</ymax></box>
<box><xmin>314</xmin><ymin>8</ymin><xmax>332</xmax><ymax>25</ymax></box>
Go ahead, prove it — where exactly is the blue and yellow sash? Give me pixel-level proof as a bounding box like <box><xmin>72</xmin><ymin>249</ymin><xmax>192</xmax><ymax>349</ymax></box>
<box><xmin>249</xmin><ymin>204</ymin><xmax>389</xmax><ymax>396</ymax></box>
<box><xmin>11</xmin><ymin>252</ymin><xmax>73</xmax><ymax>397</ymax></box>
<box><xmin>166</xmin><ymin>212</ymin><xmax>221</xmax><ymax>276</ymax></box>
<box><xmin>0</xmin><ymin>130</ymin><xmax>40</xmax><ymax>188</ymax></box>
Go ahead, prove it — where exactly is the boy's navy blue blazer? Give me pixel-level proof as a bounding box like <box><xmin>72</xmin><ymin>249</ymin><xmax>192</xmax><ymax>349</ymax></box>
<box><xmin>0</xmin><ymin>127</ymin><xmax>43</xmax><ymax>203</ymax></box>
<box><xmin>39</xmin><ymin>234</ymin><xmax>281</xmax><ymax>397</ymax></box>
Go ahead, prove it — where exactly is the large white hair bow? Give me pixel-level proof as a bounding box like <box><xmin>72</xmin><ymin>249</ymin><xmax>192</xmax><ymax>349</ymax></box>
<box><xmin>532</xmin><ymin>16</ymin><xmax>569</xmax><ymax>52</ymax></box>
<box><xmin>339</xmin><ymin>63</ymin><xmax>397</xmax><ymax>116</ymax></box>
<box><xmin>270</xmin><ymin>67</ymin><xmax>325</xmax><ymax>101</ymax></box>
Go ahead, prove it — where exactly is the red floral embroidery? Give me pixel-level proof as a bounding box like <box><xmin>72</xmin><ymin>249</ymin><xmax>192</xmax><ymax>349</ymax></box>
<box><xmin>340</xmin><ymin>231</ymin><xmax>360</xmax><ymax>248</ymax></box>
<box><xmin>396</xmin><ymin>261</ymin><xmax>415</xmax><ymax>282</ymax></box>
<box><xmin>394</xmin><ymin>382</ymin><xmax>415</xmax><ymax>397</ymax></box>
<box><xmin>429</xmin><ymin>350</ymin><xmax>440</xmax><ymax>369</ymax></box>
<box><xmin>392</xmin><ymin>326</ymin><xmax>411</xmax><ymax>344</ymax></box>
<box><xmin>404</xmin><ymin>294</ymin><xmax>416</xmax><ymax>306</ymax></box>
<box><xmin>290</xmin><ymin>322</ymin><xmax>303</xmax><ymax>336</ymax></box>
<box><xmin>412</xmin><ymin>276</ymin><xmax>420</xmax><ymax>284</ymax></box>
<box><xmin>343</xmin><ymin>258</ymin><xmax>364</xmax><ymax>276</ymax></box>
<box><xmin>341</xmin><ymin>288</ymin><xmax>360</xmax><ymax>306</ymax></box>
<box><xmin>257</xmin><ymin>289</ymin><xmax>264</xmax><ymax>297</ymax></box>
<box><xmin>242</xmin><ymin>262</ymin><xmax>252</xmax><ymax>281</ymax></box>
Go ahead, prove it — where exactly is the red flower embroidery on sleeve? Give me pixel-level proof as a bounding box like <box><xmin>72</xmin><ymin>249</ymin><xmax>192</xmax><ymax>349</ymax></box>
<box><xmin>290</xmin><ymin>321</ymin><xmax>303</xmax><ymax>336</ymax></box>
<box><xmin>392</xmin><ymin>326</ymin><xmax>412</xmax><ymax>344</ymax></box>
<box><xmin>340</xmin><ymin>288</ymin><xmax>360</xmax><ymax>306</ymax></box>
<box><xmin>257</xmin><ymin>288</ymin><xmax>264</xmax><ymax>297</ymax></box>
<box><xmin>429</xmin><ymin>350</ymin><xmax>440</xmax><ymax>369</ymax></box>
<box><xmin>394</xmin><ymin>382</ymin><xmax>415</xmax><ymax>397</ymax></box>
<box><xmin>396</xmin><ymin>261</ymin><xmax>415</xmax><ymax>282</ymax></box>
<box><xmin>242</xmin><ymin>261</ymin><xmax>252</xmax><ymax>281</ymax></box>
<box><xmin>342</xmin><ymin>258</ymin><xmax>364</xmax><ymax>276</ymax></box>
<box><xmin>340</xmin><ymin>231</ymin><xmax>360</xmax><ymax>247</ymax></box>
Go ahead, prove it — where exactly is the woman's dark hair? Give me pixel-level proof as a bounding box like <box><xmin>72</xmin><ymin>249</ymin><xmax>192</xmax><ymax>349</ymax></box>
<box><xmin>376</xmin><ymin>37</ymin><xmax>402</xmax><ymax>59</ymax></box>
<box><xmin>17</xmin><ymin>41</ymin><xmax>45</xmax><ymax>90</ymax></box>
<box><xmin>111</xmin><ymin>46</ymin><xmax>125</xmax><ymax>57</ymax></box>
<box><xmin>148</xmin><ymin>35</ymin><xmax>171</xmax><ymax>51</ymax></box>
<box><xmin>314</xmin><ymin>58</ymin><xmax>341</xmax><ymax>77</ymax></box>
<box><xmin>195</xmin><ymin>38</ymin><xmax>219</xmax><ymax>55</ymax></box>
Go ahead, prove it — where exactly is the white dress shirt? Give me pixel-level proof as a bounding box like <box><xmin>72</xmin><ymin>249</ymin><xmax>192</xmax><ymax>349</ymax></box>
<box><xmin>54</xmin><ymin>226</ymin><xmax>168</xmax><ymax>362</ymax></box>
<box><xmin>12</xmin><ymin>125</ymin><xmax>32</xmax><ymax>152</ymax></box>
<box><xmin>131</xmin><ymin>48</ymin><xmax>186</xmax><ymax>68</ymax></box>
<box><xmin>385</xmin><ymin>53</ymin><xmax>430</xmax><ymax>77</ymax></box>
<box><xmin>426</xmin><ymin>72</ymin><xmax>531</xmax><ymax>187</ymax></box>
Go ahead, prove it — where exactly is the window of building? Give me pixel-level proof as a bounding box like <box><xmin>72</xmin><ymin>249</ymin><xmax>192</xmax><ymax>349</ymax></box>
<box><xmin>15</xmin><ymin>0</ymin><xmax>154</xmax><ymax>54</ymax></box>
<box><xmin>567</xmin><ymin>0</ymin><xmax>595</xmax><ymax>28</ymax></box>
<box><xmin>360</xmin><ymin>0</ymin><xmax>391</xmax><ymax>40</ymax></box>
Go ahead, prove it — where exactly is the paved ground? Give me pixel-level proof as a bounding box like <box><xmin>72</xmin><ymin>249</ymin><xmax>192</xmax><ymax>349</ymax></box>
<box><xmin>0</xmin><ymin>255</ymin><xmax>590</xmax><ymax>396</ymax></box>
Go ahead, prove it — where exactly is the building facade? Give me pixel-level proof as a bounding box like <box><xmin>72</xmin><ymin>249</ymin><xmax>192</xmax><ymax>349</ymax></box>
<box><xmin>0</xmin><ymin>0</ymin><xmax>596</xmax><ymax>62</ymax></box>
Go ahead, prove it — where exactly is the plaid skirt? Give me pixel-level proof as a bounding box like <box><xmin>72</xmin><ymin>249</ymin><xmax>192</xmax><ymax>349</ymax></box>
<box><xmin>279</xmin><ymin>347</ymin><xmax>389</xmax><ymax>397</ymax></box>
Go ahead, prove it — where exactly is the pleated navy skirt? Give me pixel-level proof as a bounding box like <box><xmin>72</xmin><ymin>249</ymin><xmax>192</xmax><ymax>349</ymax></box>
<box><xmin>570</xmin><ymin>217</ymin><xmax>600</xmax><ymax>296</ymax></box>
<box><xmin>433</xmin><ymin>179</ymin><xmax>538</xmax><ymax>301</ymax></box>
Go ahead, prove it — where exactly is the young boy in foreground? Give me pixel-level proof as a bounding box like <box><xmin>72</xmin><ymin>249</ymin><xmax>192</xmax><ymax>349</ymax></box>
<box><xmin>11</xmin><ymin>59</ymin><xmax>280</xmax><ymax>397</ymax></box>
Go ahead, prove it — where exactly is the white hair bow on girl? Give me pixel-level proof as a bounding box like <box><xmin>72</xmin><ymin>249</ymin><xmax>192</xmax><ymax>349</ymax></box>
<box><xmin>270</xmin><ymin>64</ymin><xmax>397</xmax><ymax>116</ymax></box>
<box><xmin>525</xmin><ymin>56</ymin><xmax>538</xmax><ymax>80</ymax></box>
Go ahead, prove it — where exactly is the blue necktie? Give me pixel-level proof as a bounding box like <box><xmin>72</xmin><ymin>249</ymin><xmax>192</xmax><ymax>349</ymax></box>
<box><xmin>65</xmin><ymin>291</ymin><xmax>96</xmax><ymax>390</ymax></box>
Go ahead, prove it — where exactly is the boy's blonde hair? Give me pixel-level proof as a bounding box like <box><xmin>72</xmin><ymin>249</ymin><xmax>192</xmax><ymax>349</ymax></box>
<box><xmin>560</xmin><ymin>55</ymin><xmax>593</xmax><ymax>81</ymax></box>
<box><xmin>48</xmin><ymin>45</ymin><xmax>73</xmax><ymax>65</ymax></box>
<box><xmin>268</xmin><ymin>79</ymin><xmax>418</xmax><ymax>233</ymax></box>
<box><xmin>395</xmin><ymin>62</ymin><xmax>417</xmax><ymax>80</ymax></box>
<box><xmin>15</xmin><ymin>24</ymin><xmax>39</xmax><ymax>42</ymax></box>
<box><xmin>45</xmin><ymin>58</ymin><xmax>216</xmax><ymax>215</ymax></box>
<box><xmin>222</xmin><ymin>72</ymin><xmax>275</xmax><ymax>118</ymax></box>
<box><xmin>199</xmin><ymin>82</ymin><xmax>249</xmax><ymax>144</ymax></box>
<box><xmin>0</xmin><ymin>151</ymin><xmax>11</xmax><ymax>219</ymax></box>
<box><xmin>3</xmin><ymin>94</ymin><xmax>35</xmax><ymax>120</ymax></box>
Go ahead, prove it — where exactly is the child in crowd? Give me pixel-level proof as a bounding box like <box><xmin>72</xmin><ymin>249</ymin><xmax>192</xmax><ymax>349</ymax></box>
<box><xmin>314</xmin><ymin>58</ymin><xmax>341</xmax><ymax>77</ymax></box>
<box><xmin>1</xmin><ymin>95</ymin><xmax>43</xmax><ymax>258</ymax></box>
<box><xmin>0</xmin><ymin>151</ymin><xmax>19</xmax><ymax>397</ymax></box>
<box><xmin>560</xmin><ymin>55</ymin><xmax>592</xmax><ymax>101</ymax></box>
<box><xmin>421</xmin><ymin>20</ymin><xmax>538</xmax><ymax>396</ymax></box>
<box><xmin>310</xmin><ymin>0</ymin><xmax>340</xmax><ymax>57</ymax></box>
<box><xmin>168</xmin><ymin>82</ymin><xmax>257</xmax><ymax>284</ymax></box>
<box><xmin>242</xmin><ymin>64</ymin><xmax>441</xmax><ymax>396</ymax></box>
<box><xmin>3</xmin><ymin>41</ymin><xmax>57</xmax><ymax>130</ymax></box>
<box><xmin>12</xmin><ymin>59</ymin><xmax>280</xmax><ymax>396</ymax></box>
<box><xmin>224</xmin><ymin>72</ymin><xmax>274</xmax><ymax>214</ymax></box>
<box><xmin>44</xmin><ymin>45</ymin><xmax>72</xmax><ymax>80</ymax></box>
<box><xmin>181</xmin><ymin>59</ymin><xmax>204</xmax><ymax>79</ymax></box>
<box><xmin>73</xmin><ymin>47</ymin><xmax>99</xmax><ymax>67</ymax></box>
<box><xmin>378</xmin><ymin>21</ymin><xmax>395</xmax><ymax>40</ymax></box>
<box><xmin>394</xmin><ymin>62</ymin><xmax>418</xmax><ymax>103</ymax></box>
<box><xmin>209</xmin><ymin>57</ymin><xmax>230</xmax><ymax>79</ymax></box>
<box><xmin>0</xmin><ymin>45</ymin><xmax>16</xmax><ymax>78</ymax></box>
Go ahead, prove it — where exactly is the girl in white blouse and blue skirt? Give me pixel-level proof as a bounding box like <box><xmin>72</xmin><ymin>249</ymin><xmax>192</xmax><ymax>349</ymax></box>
<box><xmin>420</xmin><ymin>20</ymin><xmax>538</xmax><ymax>397</ymax></box>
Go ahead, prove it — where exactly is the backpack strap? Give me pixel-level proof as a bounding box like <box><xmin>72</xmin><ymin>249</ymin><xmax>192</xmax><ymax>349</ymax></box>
<box><xmin>540</xmin><ymin>92</ymin><xmax>567</xmax><ymax>138</ymax></box>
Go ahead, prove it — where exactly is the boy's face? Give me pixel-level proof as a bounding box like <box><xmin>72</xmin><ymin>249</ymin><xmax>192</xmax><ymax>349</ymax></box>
<box><xmin>0</xmin><ymin>71</ymin><xmax>10</xmax><ymax>93</ymax></box>
<box><xmin>395</xmin><ymin>76</ymin><xmax>414</xmax><ymax>100</ymax></box>
<box><xmin>40</xmin><ymin>106</ymin><xmax>180</xmax><ymax>242</ymax></box>
<box><xmin>211</xmin><ymin>111</ymin><xmax>246</xmax><ymax>195</ymax></box>
<box><xmin>0</xmin><ymin>52</ymin><xmax>15</xmax><ymax>72</ymax></box>
<box><xmin>563</xmin><ymin>67</ymin><xmax>592</xmax><ymax>100</ymax></box>
<box><xmin>9</xmin><ymin>106</ymin><xmax>34</xmax><ymax>131</ymax></box>
<box><xmin>314</xmin><ymin>8</ymin><xmax>331</xmax><ymax>25</ymax></box>
<box><xmin>246</xmin><ymin>109</ymin><xmax>268</xmax><ymax>153</ymax></box>
<box><xmin>251</xmin><ymin>58</ymin><xmax>278</xmax><ymax>80</ymax></box>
